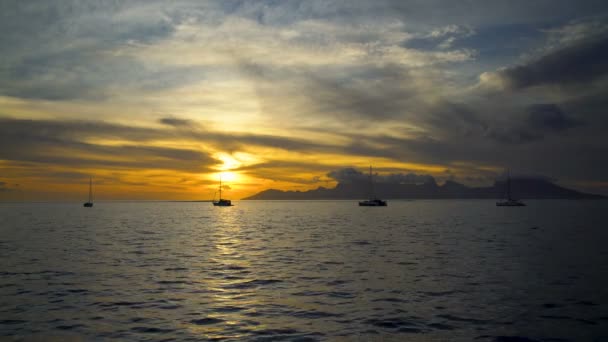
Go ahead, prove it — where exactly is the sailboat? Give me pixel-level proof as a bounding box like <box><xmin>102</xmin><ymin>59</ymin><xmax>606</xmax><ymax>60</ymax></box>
<box><xmin>359</xmin><ymin>166</ymin><xmax>387</xmax><ymax>206</ymax></box>
<box><xmin>83</xmin><ymin>177</ymin><xmax>94</xmax><ymax>207</ymax></box>
<box><xmin>496</xmin><ymin>170</ymin><xmax>525</xmax><ymax>207</ymax></box>
<box><xmin>212</xmin><ymin>174</ymin><xmax>233</xmax><ymax>207</ymax></box>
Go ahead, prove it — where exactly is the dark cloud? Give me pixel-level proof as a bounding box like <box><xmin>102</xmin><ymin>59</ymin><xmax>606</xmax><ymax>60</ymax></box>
<box><xmin>159</xmin><ymin>117</ymin><xmax>195</xmax><ymax>127</ymax></box>
<box><xmin>0</xmin><ymin>117</ymin><xmax>217</xmax><ymax>172</ymax></box>
<box><xmin>423</xmin><ymin>101</ymin><xmax>488</xmax><ymax>137</ymax></box>
<box><xmin>498</xmin><ymin>33</ymin><xmax>608</xmax><ymax>89</ymax></box>
<box><xmin>0</xmin><ymin>51</ymin><xmax>208</xmax><ymax>101</ymax></box>
<box><xmin>235</xmin><ymin>160</ymin><xmax>336</xmax><ymax>184</ymax></box>
<box><xmin>327</xmin><ymin>167</ymin><xmax>434</xmax><ymax>184</ymax></box>
<box><xmin>485</xmin><ymin>127</ymin><xmax>543</xmax><ymax>145</ymax></box>
<box><xmin>237</xmin><ymin>61</ymin><xmax>428</xmax><ymax>124</ymax></box>
<box><xmin>526</xmin><ymin>104</ymin><xmax>583</xmax><ymax>131</ymax></box>
<box><xmin>481</xmin><ymin>104</ymin><xmax>583</xmax><ymax>144</ymax></box>
<box><xmin>327</xmin><ymin>168</ymin><xmax>368</xmax><ymax>184</ymax></box>
<box><xmin>229</xmin><ymin>0</ymin><xmax>608</xmax><ymax>29</ymax></box>
<box><xmin>0</xmin><ymin>181</ymin><xmax>12</xmax><ymax>192</ymax></box>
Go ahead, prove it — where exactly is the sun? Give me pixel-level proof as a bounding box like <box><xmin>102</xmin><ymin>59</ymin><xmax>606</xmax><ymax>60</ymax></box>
<box><xmin>219</xmin><ymin>171</ymin><xmax>237</xmax><ymax>182</ymax></box>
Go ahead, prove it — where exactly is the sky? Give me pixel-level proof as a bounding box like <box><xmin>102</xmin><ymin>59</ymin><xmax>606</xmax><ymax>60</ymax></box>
<box><xmin>1</xmin><ymin>0</ymin><xmax>607</xmax><ymax>200</ymax></box>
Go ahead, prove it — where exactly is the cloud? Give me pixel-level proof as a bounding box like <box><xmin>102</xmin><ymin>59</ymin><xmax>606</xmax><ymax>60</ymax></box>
<box><xmin>0</xmin><ymin>181</ymin><xmax>10</xmax><ymax>192</ymax></box>
<box><xmin>327</xmin><ymin>168</ymin><xmax>368</xmax><ymax>183</ymax></box>
<box><xmin>526</xmin><ymin>104</ymin><xmax>583</xmax><ymax>131</ymax></box>
<box><xmin>327</xmin><ymin>167</ymin><xmax>435</xmax><ymax>184</ymax></box>
<box><xmin>159</xmin><ymin>117</ymin><xmax>195</xmax><ymax>127</ymax></box>
<box><xmin>496</xmin><ymin>31</ymin><xmax>608</xmax><ymax>89</ymax></box>
<box><xmin>0</xmin><ymin>1</ymin><xmax>208</xmax><ymax>101</ymax></box>
<box><xmin>0</xmin><ymin>117</ymin><xmax>217</xmax><ymax>172</ymax></box>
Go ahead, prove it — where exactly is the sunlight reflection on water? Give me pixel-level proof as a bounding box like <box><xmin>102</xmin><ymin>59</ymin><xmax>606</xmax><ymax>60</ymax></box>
<box><xmin>1</xmin><ymin>200</ymin><xmax>607</xmax><ymax>341</ymax></box>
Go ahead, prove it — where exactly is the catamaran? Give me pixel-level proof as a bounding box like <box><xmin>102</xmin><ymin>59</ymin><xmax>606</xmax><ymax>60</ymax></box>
<box><xmin>496</xmin><ymin>170</ymin><xmax>525</xmax><ymax>206</ymax></box>
<box><xmin>359</xmin><ymin>166</ymin><xmax>387</xmax><ymax>206</ymax></box>
<box><xmin>83</xmin><ymin>177</ymin><xmax>94</xmax><ymax>208</ymax></box>
<box><xmin>212</xmin><ymin>174</ymin><xmax>233</xmax><ymax>207</ymax></box>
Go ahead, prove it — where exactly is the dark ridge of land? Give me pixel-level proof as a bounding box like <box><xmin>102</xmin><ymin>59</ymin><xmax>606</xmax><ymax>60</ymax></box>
<box><xmin>243</xmin><ymin>178</ymin><xmax>605</xmax><ymax>200</ymax></box>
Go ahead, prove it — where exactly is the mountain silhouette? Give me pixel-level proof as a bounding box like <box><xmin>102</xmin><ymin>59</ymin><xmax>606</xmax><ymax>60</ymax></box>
<box><xmin>244</xmin><ymin>178</ymin><xmax>605</xmax><ymax>200</ymax></box>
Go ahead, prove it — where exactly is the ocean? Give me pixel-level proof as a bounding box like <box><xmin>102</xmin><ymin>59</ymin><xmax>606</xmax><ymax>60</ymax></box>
<box><xmin>1</xmin><ymin>200</ymin><xmax>607</xmax><ymax>341</ymax></box>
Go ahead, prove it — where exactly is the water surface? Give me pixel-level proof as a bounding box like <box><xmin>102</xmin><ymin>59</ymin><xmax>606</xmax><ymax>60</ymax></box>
<box><xmin>1</xmin><ymin>200</ymin><xmax>607</xmax><ymax>341</ymax></box>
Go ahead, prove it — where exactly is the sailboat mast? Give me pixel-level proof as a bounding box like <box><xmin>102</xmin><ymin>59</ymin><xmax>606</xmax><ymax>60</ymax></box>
<box><xmin>219</xmin><ymin>174</ymin><xmax>222</xmax><ymax>200</ymax></box>
<box><xmin>88</xmin><ymin>177</ymin><xmax>92</xmax><ymax>202</ymax></box>
<box><xmin>507</xmin><ymin>170</ymin><xmax>511</xmax><ymax>200</ymax></box>
<box><xmin>369</xmin><ymin>165</ymin><xmax>374</xmax><ymax>199</ymax></box>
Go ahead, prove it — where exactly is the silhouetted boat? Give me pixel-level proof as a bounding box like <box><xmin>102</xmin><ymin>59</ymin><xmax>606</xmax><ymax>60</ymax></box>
<box><xmin>359</xmin><ymin>166</ymin><xmax>387</xmax><ymax>206</ymax></box>
<box><xmin>496</xmin><ymin>170</ymin><xmax>525</xmax><ymax>206</ymax></box>
<box><xmin>83</xmin><ymin>177</ymin><xmax>93</xmax><ymax>208</ymax></box>
<box><xmin>212</xmin><ymin>174</ymin><xmax>233</xmax><ymax>207</ymax></box>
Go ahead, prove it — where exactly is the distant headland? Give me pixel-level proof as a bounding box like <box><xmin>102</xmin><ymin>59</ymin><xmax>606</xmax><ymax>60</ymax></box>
<box><xmin>244</xmin><ymin>177</ymin><xmax>605</xmax><ymax>200</ymax></box>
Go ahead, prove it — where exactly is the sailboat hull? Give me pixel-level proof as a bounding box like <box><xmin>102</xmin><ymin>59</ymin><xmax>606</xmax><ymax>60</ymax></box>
<box><xmin>496</xmin><ymin>201</ymin><xmax>525</xmax><ymax>206</ymax></box>
<box><xmin>359</xmin><ymin>199</ymin><xmax>387</xmax><ymax>206</ymax></box>
<box><xmin>212</xmin><ymin>199</ymin><xmax>233</xmax><ymax>206</ymax></box>
<box><xmin>83</xmin><ymin>202</ymin><xmax>93</xmax><ymax>207</ymax></box>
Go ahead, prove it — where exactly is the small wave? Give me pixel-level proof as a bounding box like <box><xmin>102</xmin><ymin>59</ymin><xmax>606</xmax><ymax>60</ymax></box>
<box><xmin>492</xmin><ymin>337</ymin><xmax>541</xmax><ymax>342</ymax></box>
<box><xmin>539</xmin><ymin>315</ymin><xmax>571</xmax><ymax>320</ymax></box>
<box><xmin>55</xmin><ymin>324</ymin><xmax>86</xmax><ymax>330</ymax></box>
<box><xmin>225</xmin><ymin>265</ymin><xmax>247</xmax><ymax>270</ymax></box>
<box><xmin>292</xmin><ymin>310</ymin><xmax>341</xmax><ymax>319</ymax></box>
<box><xmin>214</xmin><ymin>305</ymin><xmax>245</xmax><ymax>312</ymax></box>
<box><xmin>322</xmin><ymin>261</ymin><xmax>344</xmax><ymax>265</ymax></box>
<box><xmin>0</xmin><ymin>319</ymin><xmax>26</xmax><ymax>325</ymax></box>
<box><xmin>291</xmin><ymin>290</ymin><xmax>324</xmax><ymax>297</ymax></box>
<box><xmin>130</xmin><ymin>317</ymin><xmax>151</xmax><ymax>323</ymax></box>
<box><xmin>135</xmin><ymin>230</ymin><xmax>156</xmax><ymax>235</ymax></box>
<box><xmin>225</xmin><ymin>279</ymin><xmax>282</xmax><ymax>289</ymax></box>
<box><xmin>371</xmin><ymin>297</ymin><xmax>408</xmax><ymax>303</ymax></box>
<box><xmin>158</xmin><ymin>304</ymin><xmax>182</xmax><ymax>310</ymax></box>
<box><xmin>436</xmin><ymin>314</ymin><xmax>489</xmax><ymax>324</ymax></box>
<box><xmin>190</xmin><ymin>317</ymin><xmax>223</xmax><ymax>325</ymax></box>
<box><xmin>157</xmin><ymin>280</ymin><xmax>192</xmax><ymax>285</ymax></box>
<box><xmin>364</xmin><ymin>317</ymin><xmax>421</xmax><ymax>330</ymax></box>
<box><xmin>326</xmin><ymin>279</ymin><xmax>349</xmax><ymax>286</ymax></box>
<box><xmin>427</xmin><ymin>322</ymin><xmax>454</xmax><ymax>330</ymax></box>
<box><xmin>352</xmin><ymin>240</ymin><xmax>371</xmax><ymax>245</ymax></box>
<box><xmin>67</xmin><ymin>289</ymin><xmax>89</xmax><ymax>294</ymax></box>
<box><xmin>131</xmin><ymin>326</ymin><xmax>175</xmax><ymax>333</ymax></box>
<box><xmin>420</xmin><ymin>290</ymin><xmax>463</xmax><ymax>297</ymax></box>
<box><xmin>251</xmin><ymin>328</ymin><xmax>299</xmax><ymax>335</ymax></box>
<box><xmin>224</xmin><ymin>275</ymin><xmax>245</xmax><ymax>280</ymax></box>
<box><xmin>327</xmin><ymin>291</ymin><xmax>355</xmax><ymax>299</ymax></box>
<box><xmin>575</xmin><ymin>300</ymin><xmax>597</xmax><ymax>306</ymax></box>
<box><xmin>98</xmin><ymin>301</ymin><xmax>146</xmax><ymax>307</ymax></box>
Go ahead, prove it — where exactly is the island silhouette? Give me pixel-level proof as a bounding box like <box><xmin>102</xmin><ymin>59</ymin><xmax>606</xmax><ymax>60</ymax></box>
<box><xmin>244</xmin><ymin>177</ymin><xmax>605</xmax><ymax>200</ymax></box>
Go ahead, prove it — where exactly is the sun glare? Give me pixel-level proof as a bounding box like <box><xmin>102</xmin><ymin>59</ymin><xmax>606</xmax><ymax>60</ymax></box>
<box><xmin>219</xmin><ymin>171</ymin><xmax>237</xmax><ymax>182</ymax></box>
<box><xmin>216</xmin><ymin>153</ymin><xmax>241</xmax><ymax>170</ymax></box>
